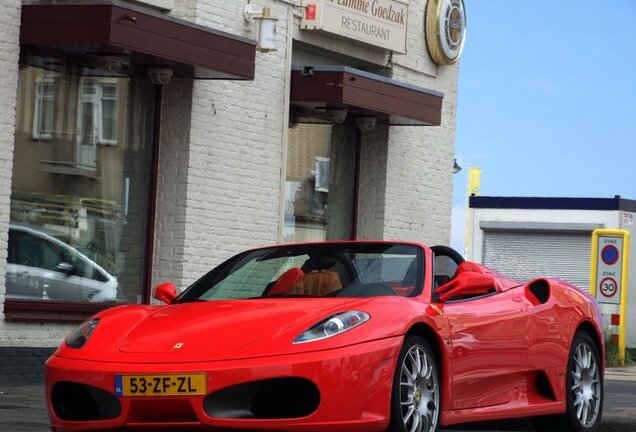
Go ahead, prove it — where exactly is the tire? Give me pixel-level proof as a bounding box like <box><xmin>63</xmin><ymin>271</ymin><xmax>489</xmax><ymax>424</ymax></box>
<box><xmin>387</xmin><ymin>335</ymin><xmax>440</xmax><ymax>432</ymax></box>
<box><xmin>533</xmin><ymin>331</ymin><xmax>603</xmax><ymax>432</ymax></box>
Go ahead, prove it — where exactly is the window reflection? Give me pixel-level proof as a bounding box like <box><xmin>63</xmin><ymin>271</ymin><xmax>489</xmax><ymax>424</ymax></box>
<box><xmin>8</xmin><ymin>55</ymin><xmax>156</xmax><ymax>304</ymax></box>
<box><xmin>284</xmin><ymin>123</ymin><xmax>357</xmax><ymax>242</ymax></box>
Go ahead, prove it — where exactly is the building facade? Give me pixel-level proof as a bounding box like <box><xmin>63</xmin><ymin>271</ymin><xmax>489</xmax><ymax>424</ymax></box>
<box><xmin>0</xmin><ymin>0</ymin><xmax>462</xmax><ymax>381</ymax></box>
<box><xmin>467</xmin><ymin>196</ymin><xmax>636</xmax><ymax>348</ymax></box>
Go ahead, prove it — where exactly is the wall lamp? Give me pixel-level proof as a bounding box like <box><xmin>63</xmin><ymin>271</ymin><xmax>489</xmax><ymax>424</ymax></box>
<box><xmin>244</xmin><ymin>4</ymin><xmax>278</xmax><ymax>52</ymax></box>
<box><xmin>453</xmin><ymin>158</ymin><xmax>462</xmax><ymax>174</ymax></box>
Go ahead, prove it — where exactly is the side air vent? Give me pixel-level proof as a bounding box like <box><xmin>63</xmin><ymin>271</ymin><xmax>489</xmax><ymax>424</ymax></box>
<box><xmin>535</xmin><ymin>371</ymin><xmax>556</xmax><ymax>401</ymax></box>
<box><xmin>526</xmin><ymin>279</ymin><xmax>550</xmax><ymax>305</ymax></box>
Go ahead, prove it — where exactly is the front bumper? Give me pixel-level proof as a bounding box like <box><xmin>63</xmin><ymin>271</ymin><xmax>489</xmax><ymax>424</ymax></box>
<box><xmin>46</xmin><ymin>337</ymin><xmax>402</xmax><ymax>432</ymax></box>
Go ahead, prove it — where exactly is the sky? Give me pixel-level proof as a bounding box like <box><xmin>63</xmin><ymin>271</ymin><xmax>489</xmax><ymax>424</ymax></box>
<box><xmin>450</xmin><ymin>0</ymin><xmax>636</xmax><ymax>251</ymax></box>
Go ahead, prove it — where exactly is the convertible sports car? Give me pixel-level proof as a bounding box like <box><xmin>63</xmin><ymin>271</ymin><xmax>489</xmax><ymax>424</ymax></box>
<box><xmin>46</xmin><ymin>241</ymin><xmax>604</xmax><ymax>432</ymax></box>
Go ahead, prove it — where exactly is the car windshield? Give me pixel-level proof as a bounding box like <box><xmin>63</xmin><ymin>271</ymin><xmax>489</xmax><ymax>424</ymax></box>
<box><xmin>175</xmin><ymin>242</ymin><xmax>424</xmax><ymax>301</ymax></box>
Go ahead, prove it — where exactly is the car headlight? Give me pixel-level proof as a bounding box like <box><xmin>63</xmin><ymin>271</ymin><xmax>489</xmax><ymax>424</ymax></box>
<box><xmin>293</xmin><ymin>311</ymin><xmax>370</xmax><ymax>344</ymax></box>
<box><xmin>65</xmin><ymin>318</ymin><xmax>99</xmax><ymax>349</ymax></box>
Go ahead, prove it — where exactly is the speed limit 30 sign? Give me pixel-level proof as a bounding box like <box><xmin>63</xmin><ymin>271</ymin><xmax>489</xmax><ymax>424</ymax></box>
<box><xmin>590</xmin><ymin>229</ymin><xmax>630</xmax><ymax>366</ymax></box>
<box><xmin>595</xmin><ymin>236</ymin><xmax>623</xmax><ymax>305</ymax></box>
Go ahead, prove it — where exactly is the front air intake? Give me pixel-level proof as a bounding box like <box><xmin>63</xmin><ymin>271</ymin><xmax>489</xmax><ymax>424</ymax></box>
<box><xmin>204</xmin><ymin>377</ymin><xmax>320</xmax><ymax>419</ymax></box>
<box><xmin>52</xmin><ymin>381</ymin><xmax>121</xmax><ymax>421</ymax></box>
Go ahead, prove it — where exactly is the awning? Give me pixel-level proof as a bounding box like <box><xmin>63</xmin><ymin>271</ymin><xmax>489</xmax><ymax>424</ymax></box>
<box><xmin>290</xmin><ymin>65</ymin><xmax>444</xmax><ymax>126</ymax></box>
<box><xmin>20</xmin><ymin>2</ymin><xmax>255</xmax><ymax>80</ymax></box>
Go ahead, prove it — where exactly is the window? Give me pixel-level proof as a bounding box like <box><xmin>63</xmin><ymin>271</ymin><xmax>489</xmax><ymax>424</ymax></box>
<box><xmin>178</xmin><ymin>243</ymin><xmax>423</xmax><ymax>301</ymax></box>
<box><xmin>79</xmin><ymin>79</ymin><xmax>119</xmax><ymax>146</ymax></box>
<box><xmin>100</xmin><ymin>83</ymin><xmax>118</xmax><ymax>144</ymax></box>
<box><xmin>284</xmin><ymin>123</ymin><xmax>358</xmax><ymax>242</ymax></box>
<box><xmin>7</xmin><ymin>55</ymin><xmax>156</xmax><ymax>310</ymax></box>
<box><xmin>314</xmin><ymin>157</ymin><xmax>330</xmax><ymax>193</ymax></box>
<box><xmin>32</xmin><ymin>80</ymin><xmax>55</xmax><ymax>140</ymax></box>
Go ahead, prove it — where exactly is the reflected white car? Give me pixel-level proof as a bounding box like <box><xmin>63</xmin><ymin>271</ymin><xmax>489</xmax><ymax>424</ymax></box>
<box><xmin>6</xmin><ymin>223</ymin><xmax>118</xmax><ymax>302</ymax></box>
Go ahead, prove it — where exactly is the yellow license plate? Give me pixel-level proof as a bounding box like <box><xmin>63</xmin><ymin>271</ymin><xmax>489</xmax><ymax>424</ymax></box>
<box><xmin>115</xmin><ymin>373</ymin><xmax>206</xmax><ymax>397</ymax></box>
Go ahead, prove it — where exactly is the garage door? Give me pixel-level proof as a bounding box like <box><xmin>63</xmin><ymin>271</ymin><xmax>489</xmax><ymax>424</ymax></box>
<box><xmin>483</xmin><ymin>231</ymin><xmax>592</xmax><ymax>291</ymax></box>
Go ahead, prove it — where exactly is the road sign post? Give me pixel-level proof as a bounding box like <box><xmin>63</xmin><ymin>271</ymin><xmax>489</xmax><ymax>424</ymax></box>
<box><xmin>590</xmin><ymin>229</ymin><xmax>630</xmax><ymax>366</ymax></box>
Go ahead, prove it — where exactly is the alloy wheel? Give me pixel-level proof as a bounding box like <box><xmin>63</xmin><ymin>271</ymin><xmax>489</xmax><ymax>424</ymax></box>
<box><xmin>570</xmin><ymin>341</ymin><xmax>601</xmax><ymax>428</ymax></box>
<box><xmin>399</xmin><ymin>344</ymin><xmax>439</xmax><ymax>432</ymax></box>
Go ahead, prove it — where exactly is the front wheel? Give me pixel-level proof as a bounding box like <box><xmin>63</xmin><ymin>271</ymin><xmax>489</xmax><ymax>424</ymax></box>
<box><xmin>387</xmin><ymin>335</ymin><xmax>440</xmax><ymax>432</ymax></box>
<box><xmin>534</xmin><ymin>331</ymin><xmax>603</xmax><ymax>432</ymax></box>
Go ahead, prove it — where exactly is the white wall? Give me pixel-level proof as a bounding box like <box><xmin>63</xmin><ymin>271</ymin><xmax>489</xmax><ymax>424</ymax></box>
<box><xmin>0</xmin><ymin>2</ymin><xmax>46</xmax><ymax>346</ymax></box>
<box><xmin>469</xmin><ymin>208</ymin><xmax>616</xmax><ymax>262</ymax></box>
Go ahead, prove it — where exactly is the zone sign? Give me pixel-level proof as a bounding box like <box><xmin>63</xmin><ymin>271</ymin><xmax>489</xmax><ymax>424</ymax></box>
<box><xmin>595</xmin><ymin>236</ymin><xmax>623</xmax><ymax>305</ymax></box>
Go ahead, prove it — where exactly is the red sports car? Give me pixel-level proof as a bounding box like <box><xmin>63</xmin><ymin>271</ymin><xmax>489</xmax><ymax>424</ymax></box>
<box><xmin>46</xmin><ymin>241</ymin><xmax>604</xmax><ymax>432</ymax></box>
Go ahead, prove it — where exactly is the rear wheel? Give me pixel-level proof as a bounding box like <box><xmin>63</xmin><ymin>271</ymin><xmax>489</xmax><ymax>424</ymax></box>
<box><xmin>387</xmin><ymin>336</ymin><xmax>440</xmax><ymax>432</ymax></box>
<box><xmin>534</xmin><ymin>331</ymin><xmax>603</xmax><ymax>432</ymax></box>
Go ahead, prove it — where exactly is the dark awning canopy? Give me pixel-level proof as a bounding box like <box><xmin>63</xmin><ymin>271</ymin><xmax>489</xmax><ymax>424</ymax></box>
<box><xmin>20</xmin><ymin>2</ymin><xmax>256</xmax><ymax>80</ymax></box>
<box><xmin>290</xmin><ymin>66</ymin><xmax>444</xmax><ymax>126</ymax></box>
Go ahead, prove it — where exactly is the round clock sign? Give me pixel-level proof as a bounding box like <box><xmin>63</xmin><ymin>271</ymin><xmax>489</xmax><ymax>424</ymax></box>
<box><xmin>426</xmin><ymin>0</ymin><xmax>467</xmax><ymax>65</ymax></box>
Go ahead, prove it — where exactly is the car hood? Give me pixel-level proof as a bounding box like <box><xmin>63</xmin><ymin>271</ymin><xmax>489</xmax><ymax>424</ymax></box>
<box><xmin>56</xmin><ymin>296</ymin><xmax>429</xmax><ymax>363</ymax></box>
<box><xmin>118</xmin><ymin>299</ymin><xmax>362</xmax><ymax>354</ymax></box>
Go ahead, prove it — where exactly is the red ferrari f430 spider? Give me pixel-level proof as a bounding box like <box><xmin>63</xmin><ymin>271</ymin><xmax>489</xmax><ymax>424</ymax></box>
<box><xmin>46</xmin><ymin>241</ymin><xmax>604</xmax><ymax>432</ymax></box>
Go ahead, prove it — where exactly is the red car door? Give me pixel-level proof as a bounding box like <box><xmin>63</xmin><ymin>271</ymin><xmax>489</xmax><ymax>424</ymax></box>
<box><xmin>441</xmin><ymin>291</ymin><xmax>530</xmax><ymax>410</ymax></box>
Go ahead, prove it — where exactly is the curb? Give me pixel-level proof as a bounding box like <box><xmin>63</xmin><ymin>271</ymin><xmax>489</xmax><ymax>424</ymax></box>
<box><xmin>605</xmin><ymin>367</ymin><xmax>636</xmax><ymax>382</ymax></box>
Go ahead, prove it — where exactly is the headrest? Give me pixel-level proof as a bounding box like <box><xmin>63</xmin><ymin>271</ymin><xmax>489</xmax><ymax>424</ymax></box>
<box><xmin>302</xmin><ymin>254</ymin><xmax>337</xmax><ymax>272</ymax></box>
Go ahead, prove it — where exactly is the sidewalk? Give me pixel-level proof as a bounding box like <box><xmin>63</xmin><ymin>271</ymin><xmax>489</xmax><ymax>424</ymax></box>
<box><xmin>605</xmin><ymin>366</ymin><xmax>636</xmax><ymax>382</ymax></box>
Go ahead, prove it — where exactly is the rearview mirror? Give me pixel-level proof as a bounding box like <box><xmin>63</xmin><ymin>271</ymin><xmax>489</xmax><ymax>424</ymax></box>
<box><xmin>153</xmin><ymin>282</ymin><xmax>177</xmax><ymax>304</ymax></box>
<box><xmin>56</xmin><ymin>262</ymin><xmax>75</xmax><ymax>275</ymax></box>
<box><xmin>435</xmin><ymin>271</ymin><xmax>495</xmax><ymax>302</ymax></box>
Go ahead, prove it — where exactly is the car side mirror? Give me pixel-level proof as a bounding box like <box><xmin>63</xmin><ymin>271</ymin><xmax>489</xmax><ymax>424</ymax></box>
<box><xmin>56</xmin><ymin>262</ymin><xmax>75</xmax><ymax>275</ymax></box>
<box><xmin>435</xmin><ymin>271</ymin><xmax>496</xmax><ymax>302</ymax></box>
<box><xmin>153</xmin><ymin>282</ymin><xmax>177</xmax><ymax>304</ymax></box>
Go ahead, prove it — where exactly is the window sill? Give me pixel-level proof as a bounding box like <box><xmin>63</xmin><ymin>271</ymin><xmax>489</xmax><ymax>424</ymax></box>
<box><xmin>3</xmin><ymin>298</ymin><xmax>120</xmax><ymax>323</ymax></box>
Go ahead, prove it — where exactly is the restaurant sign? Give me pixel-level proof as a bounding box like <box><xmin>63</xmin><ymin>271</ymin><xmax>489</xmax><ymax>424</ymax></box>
<box><xmin>301</xmin><ymin>0</ymin><xmax>409</xmax><ymax>54</ymax></box>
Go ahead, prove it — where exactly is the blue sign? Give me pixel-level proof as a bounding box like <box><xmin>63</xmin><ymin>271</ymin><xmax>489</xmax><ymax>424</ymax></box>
<box><xmin>601</xmin><ymin>245</ymin><xmax>619</xmax><ymax>265</ymax></box>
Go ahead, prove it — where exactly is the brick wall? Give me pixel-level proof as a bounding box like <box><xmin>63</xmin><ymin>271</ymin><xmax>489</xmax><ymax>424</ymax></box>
<box><xmin>357</xmin><ymin>126</ymin><xmax>389</xmax><ymax>240</ymax></box>
<box><xmin>151</xmin><ymin>80</ymin><xmax>194</xmax><ymax>291</ymax></box>
<box><xmin>0</xmin><ymin>2</ymin><xmax>65</xmax><ymax>345</ymax></box>
<box><xmin>153</xmin><ymin>0</ymin><xmax>291</xmax><ymax>288</ymax></box>
<box><xmin>357</xmin><ymin>1</ymin><xmax>459</xmax><ymax>246</ymax></box>
<box><xmin>0</xmin><ymin>347</ymin><xmax>55</xmax><ymax>384</ymax></box>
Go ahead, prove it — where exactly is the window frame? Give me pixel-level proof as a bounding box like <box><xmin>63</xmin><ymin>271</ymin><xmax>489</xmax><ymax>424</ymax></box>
<box><xmin>77</xmin><ymin>78</ymin><xmax>119</xmax><ymax>147</ymax></box>
<box><xmin>31</xmin><ymin>79</ymin><xmax>56</xmax><ymax>140</ymax></box>
<box><xmin>314</xmin><ymin>156</ymin><xmax>330</xmax><ymax>193</ymax></box>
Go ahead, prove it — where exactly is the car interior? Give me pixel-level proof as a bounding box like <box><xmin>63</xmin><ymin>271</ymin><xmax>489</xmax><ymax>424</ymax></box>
<box><xmin>264</xmin><ymin>251</ymin><xmax>419</xmax><ymax>298</ymax></box>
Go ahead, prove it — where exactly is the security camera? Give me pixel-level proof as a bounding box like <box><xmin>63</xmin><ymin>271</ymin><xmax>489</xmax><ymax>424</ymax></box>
<box><xmin>147</xmin><ymin>67</ymin><xmax>173</xmax><ymax>85</ymax></box>
<box><xmin>327</xmin><ymin>109</ymin><xmax>347</xmax><ymax>125</ymax></box>
<box><xmin>355</xmin><ymin>116</ymin><xmax>377</xmax><ymax>131</ymax></box>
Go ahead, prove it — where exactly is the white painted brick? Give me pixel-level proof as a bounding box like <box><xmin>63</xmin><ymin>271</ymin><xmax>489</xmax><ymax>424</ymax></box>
<box><xmin>0</xmin><ymin>2</ymin><xmax>77</xmax><ymax>346</ymax></box>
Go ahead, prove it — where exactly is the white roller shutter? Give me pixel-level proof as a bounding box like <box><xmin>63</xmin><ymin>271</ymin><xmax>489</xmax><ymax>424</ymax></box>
<box><xmin>483</xmin><ymin>231</ymin><xmax>591</xmax><ymax>291</ymax></box>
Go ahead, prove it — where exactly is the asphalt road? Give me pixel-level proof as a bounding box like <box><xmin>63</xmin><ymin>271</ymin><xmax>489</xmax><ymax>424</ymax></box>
<box><xmin>440</xmin><ymin>381</ymin><xmax>636</xmax><ymax>432</ymax></box>
<box><xmin>1</xmin><ymin>380</ymin><xmax>634</xmax><ymax>432</ymax></box>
